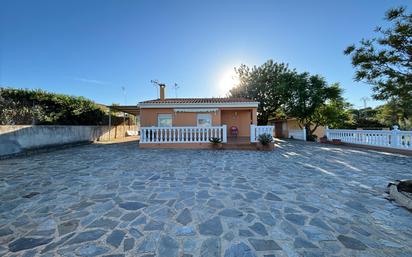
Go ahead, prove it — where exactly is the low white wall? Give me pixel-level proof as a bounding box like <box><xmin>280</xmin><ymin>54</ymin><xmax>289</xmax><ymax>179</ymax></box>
<box><xmin>0</xmin><ymin>125</ymin><xmax>137</xmax><ymax>156</ymax></box>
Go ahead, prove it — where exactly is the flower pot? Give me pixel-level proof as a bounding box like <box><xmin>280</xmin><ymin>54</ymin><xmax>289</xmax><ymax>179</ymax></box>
<box><xmin>256</xmin><ymin>142</ymin><xmax>274</xmax><ymax>151</ymax></box>
<box><xmin>332</xmin><ymin>139</ymin><xmax>342</xmax><ymax>145</ymax></box>
<box><xmin>319</xmin><ymin>137</ymin><xmax>328</xmax><ymax>144</ymax></box>
<box><xmin>211</xmin><ymin>143</ymin><xmax>223</xmax><ymax>150</ymax></box>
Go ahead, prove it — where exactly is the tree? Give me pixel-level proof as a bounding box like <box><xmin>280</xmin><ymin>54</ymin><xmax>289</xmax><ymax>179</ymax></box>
<box><xmin>282</xmin><ymin>73</ymin><xmax>345</xmax><ymax>137</ymax></box>
<box><xmin>229</xmin><ymin>60</ymin><xmax>293</xmax><ymax>124</ymax></box>
<box><xmin>344</xmin><ymin>7</ymin><xmax>412</xmax><ymax>114</ymax></box>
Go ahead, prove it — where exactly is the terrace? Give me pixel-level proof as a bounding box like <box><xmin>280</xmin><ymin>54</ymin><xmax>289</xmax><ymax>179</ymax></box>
<box><xmin>0</xmin><ymin>140</ymin><xmax>411</xmax><ymax>256</ymax></box>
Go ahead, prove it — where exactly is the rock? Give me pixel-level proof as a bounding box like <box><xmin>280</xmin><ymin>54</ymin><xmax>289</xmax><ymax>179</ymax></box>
<box><xmin>299</xmin><ymin>205</ymin><xmax>320</xmax><ymax>213</ymax></box>
<box><xmin>245</xmin><ymin>191</ymin><xmax>262</xmax><ymax>200</ymax></box>
<box><xmin>257</xmin><ymin>212</ymin><xmax>276</xmax><ymax>226</ymax></box>
<box><xmin>88</xmin><ymin>218</ymin><xmax>118</xmax><ymax>229</ymax></box>
<box><xmin>337</xmin><ymin>235</ymin><xmax>367</xmax><ymax>250</ymax></box>
<box><xmin>207</xmin><ymin>199</ymin><xmax>225</xmax><ymax>209</ymax></box>
<box><xmin>121</xmin><ymin>212</ymin><xmax>140</xmax><ymax>222</ymax></box>
<box><xmin>106</xmin><ymin>230</ymin><xmax>125</xmax><ymax>248</ymax></box>
<box><xmin>77</xmin><ymin>244</ymin><xmax>109</xmax><ymax>256</ymax></box>
<box><xmin>176</xmin><ymin>226</ymin><xmax>196</xmax><ymax>236</ymax></box>
<box><xmin>124</xmin><ymin>238</ymin><xmax>134</xmax><ymax>251</ymax></box>
<box><xmin>0</xmin><ymin>227</ymin><xmax>13</xmax><ymax>237</ymax></box>
<box><xmin>66</xmin><ymin>229</ymin><xmax>106</xmax><ymax>245</ymax></box>
<box><xmin>309</xmin><ymin>218</ymin><xmax>333</xmax><ymax>231</ymax></box>
<box><xmin>158</xmin><ymin>235</ymin><xmax>179</xmax><ymax>257</ymax></box>
<box><xmin>119</xmin><ymin>202</ymin><xmax>147</xmax><ymax>211</ymax></box>
<box><xmin>40</xmin><ymin>233</ymin><xmax>75</xmax><ymax>253</ymax></box>
<box><xmin>264</xmin><ymin>192</ymin><xmax>282</xmax><ymax>201</ymax></box>
<box><xmin>239</xmin><ymin>229</ymin><xmax>254</xmax><ymax>237</ymax></box>
<box><xmin>249</xmin><ymin>222</ymin><xmax>268</xmax><ymax>236</ymax></box>
<box><xmin>176</xmin><ymin>208</ymin><xmax>192</xmax><ymax>225</ymax></box>
<box><xmin>129</xmin><ymin>228</ymin><xmax>143</xmax><ymax>239</ymax></box>
<box><xmin>144</xmin><ymin>220</ymin><xmax>165</xmax><ymax>231</ymax></box>
<box><xmin>285</xmin><ymin>214</ymin><xmax>306</xmax><ymax>226</ymax></box>
<box><xmin>224</xmin><ymin>242</ymin><xmax>257</xmax><ymax>257</ymax></box>
<box><xmin>248</xmin><ymin>239</ymin><xmax>282</xmax><ymax>251</ymax></box>
<box><xmin>200</xmin><ymin>237</ymin><xmax>221</xmax><ymax>257</ymax></box>
<box><xmin>58</xmin><ymin>220</ymin><xmax>79</xmax><ymax>236</ymax></box>
<box><xmin>219</xmin><ymin>209</ymin><xmax>243</xmax><ymax>218</ymax></box>
<box><xmin>345</xmin><ymin>201</ymin><xmax>368</xmax><ymax>213</ymax></box>
<box><xmin>199</xmin><ymin>217</ymin><xmax>223</xmax><ymax>236</ymax></box>
<box><xmin>8</xmin><ymin>237</ymin><xmax>53</xmax><ymax>252</ymax></box>
<box><xmin>137</xmin><ymin>233</ymin><xmax>160</xmax><ymax>253</ymax></box>
<box><xmin>294</xmin><ymin>237</ymin><xmax>319</xmax><ymax>248</ymax></box>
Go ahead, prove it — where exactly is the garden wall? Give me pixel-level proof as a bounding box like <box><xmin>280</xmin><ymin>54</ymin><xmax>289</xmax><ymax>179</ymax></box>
<box><xmin>0</xmin><ymin>125</ymin><xmax>138</xmax><ymax>157</ymax></box>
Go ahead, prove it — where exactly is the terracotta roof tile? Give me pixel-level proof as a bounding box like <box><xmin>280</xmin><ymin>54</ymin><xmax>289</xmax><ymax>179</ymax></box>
<box><xmin>140</xmin><ymin>98</ymin><xmax>256</xmax><ymax>104</ymax></box>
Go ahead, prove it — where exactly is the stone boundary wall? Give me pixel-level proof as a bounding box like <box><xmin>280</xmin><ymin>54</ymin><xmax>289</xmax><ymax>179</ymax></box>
<box><xmin>0</xmin><ymin>125</ymin><xmax>138</xmax><ymax>157</ymax></box>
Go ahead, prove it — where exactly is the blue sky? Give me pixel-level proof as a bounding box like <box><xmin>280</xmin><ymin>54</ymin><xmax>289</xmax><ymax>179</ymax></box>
<box><xmin>1</xmin><ymin>0</ymin><xmax>409</xmax><ymax>108</ymax></box>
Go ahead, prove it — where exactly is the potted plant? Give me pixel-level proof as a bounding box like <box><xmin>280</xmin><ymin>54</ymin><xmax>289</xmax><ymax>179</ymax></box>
<box><xmin>332</xmin><ymin>139</ymin><xmax>342</xmax><ymax>145</ymax></box>
<box><xmin>209</xmin><ymin>137</ymin><xmax>223</xmax><ymax>150</ymax></box>
<box><xmin>319</xmin><ymin>135</ymin><xmax>328</xmax><ymax>144</ymax></box>
<box><xmin>256</xmin><ymin>133</ymin><xmax>274</xmax><ymax>151</ymax></box>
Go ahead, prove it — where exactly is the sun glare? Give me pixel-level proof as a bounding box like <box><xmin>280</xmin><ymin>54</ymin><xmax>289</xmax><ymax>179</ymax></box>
<box><xmin>218</xmin><ymin>68</ymin><xmax>240</xmax><ymax>96</ymax></box>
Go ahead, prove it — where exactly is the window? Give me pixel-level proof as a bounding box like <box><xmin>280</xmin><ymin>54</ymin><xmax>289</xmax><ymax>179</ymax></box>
<box><xmin>157</xmin><ymin>114</ymin><xmax>172</xmax><ymax>127</ymax></box>
<box><xmin>197</xmin><ymin>114</ymin><xmax>212</xmax><ymax>127</ymax></box>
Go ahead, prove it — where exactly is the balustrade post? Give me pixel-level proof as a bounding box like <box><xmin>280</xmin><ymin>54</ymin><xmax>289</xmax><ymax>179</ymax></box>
<box><xmin>303</xmin><ymin>126</ymin><xmax>307</xmax><ymax>141</ymax></box>
<box><xmin>250</xmin><ymin>125</ymin><xmax>256</xmax><ymax>142</ymax></box>
<box><xmin>392</xmin><ymin>125</ymin><xmax>399</xmax><ymax>148</ymax></box>
<box><xmin>222</xmin><ymin>125</ymin><xmax>227</xmax><ymax>143</ymax></box>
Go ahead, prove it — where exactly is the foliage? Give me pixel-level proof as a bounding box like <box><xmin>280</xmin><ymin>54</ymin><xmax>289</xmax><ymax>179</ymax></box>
<box><xmin>283</xmin><ymin>76</ymin><xmax>347</xmax><ymax>135</ymax></box>
<box><xmin>344</xmin><ymin>7</ymin><xmax>412</xmax><ymax>115</ymax></box>
<box><xmin>0</xmin><ymin>87</ymin><xmax>114</xmax><ymax>125</ymax></box>
<box><xmin>230</xmin><ymin>60</ymin><xmax>294</xmax><ymax>124</ymax></box>
<box><xmin>209</xmin><ymin>137</ymin><xmax>222</xmax><ymax>144</ymax></box>
<box><xmin>257</xmin><ymin>133</ymin><xmax>273</xmax><ymax>145</ymax></box>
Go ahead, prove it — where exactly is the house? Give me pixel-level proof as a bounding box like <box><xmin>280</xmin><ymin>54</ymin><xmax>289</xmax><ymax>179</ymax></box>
<box><xmin>138</xmin><ymin>85</ymin><xmax>273</xmax><ymax>148</ymax></box>
<box><xmin>269</xmin><ymin>117</ymin><xmax>325</xmax><ymax>141</ymax></box>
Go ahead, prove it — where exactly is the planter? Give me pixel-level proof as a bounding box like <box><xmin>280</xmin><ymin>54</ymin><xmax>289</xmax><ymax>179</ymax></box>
<box><xmin>256</xmin><ymin>142</ymin><xmax>274</xmax><ymax>151</ymax></box>
<box><xmin>332</xmin><ymin>139</ymin><xmax>342</xmax><ymax>145</ymax></box>
<box><xmin>211</xmin><ymin>143</ymin><xmax>223</xmax><ymax>150</ymax></box>
<box><xmin>319</xmin><ymin>137</ymin><xmax>328</xmax><ymax>144</ymax></box>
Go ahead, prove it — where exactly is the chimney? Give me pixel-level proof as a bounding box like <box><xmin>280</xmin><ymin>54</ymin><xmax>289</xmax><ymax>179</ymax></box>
<box><xmin>159</xmin><ymin>84</ymin><xmax>166</xmax><ymax>100</ymax></box>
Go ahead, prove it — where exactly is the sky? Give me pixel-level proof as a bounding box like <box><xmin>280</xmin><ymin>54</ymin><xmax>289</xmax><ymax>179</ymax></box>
<box><xmin>1</xmin><ymin>0</ymin><xmax>410</xmax><ymax>108</ymax></box>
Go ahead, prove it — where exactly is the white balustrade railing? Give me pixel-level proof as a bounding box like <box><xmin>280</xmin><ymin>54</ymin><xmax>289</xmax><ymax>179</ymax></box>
<box><xmin>326</xmin><ymin>126</ymin><xmax>412</xmax><ymax>150</ymax></box>
<box><xmin>140</xmin><ymin>125</ymin><xmax>227</xmax><ymax>144</ymax></box>
<box><xmin>250</xmin><ymin>125</ymin><xmax>275</xmax><ymax>142</ymax></box>
<box><xmin>288</xmin><ymin>128</ymin><xmax>307</xmax><ymax>141</ymax></box>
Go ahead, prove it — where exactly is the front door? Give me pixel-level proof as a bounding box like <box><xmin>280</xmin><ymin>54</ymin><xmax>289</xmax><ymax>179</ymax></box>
<box><xmin>275</xmin><ymin>121</ymin><xmax>283</xmax><ymax>138</ymax></box>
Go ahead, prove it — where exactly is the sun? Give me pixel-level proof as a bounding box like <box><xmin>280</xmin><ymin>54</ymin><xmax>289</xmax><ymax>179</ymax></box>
<box><xmin>218</xmin><ymin>68</ymin><xmax>240</xmax><ymax>96</ymax></box>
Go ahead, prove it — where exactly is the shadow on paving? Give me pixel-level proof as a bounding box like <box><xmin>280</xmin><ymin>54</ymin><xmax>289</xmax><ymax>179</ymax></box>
<box><xmin>0</xmin><ymin>140</ymin><xmax>411</xmax><ymax>256</ymax></box>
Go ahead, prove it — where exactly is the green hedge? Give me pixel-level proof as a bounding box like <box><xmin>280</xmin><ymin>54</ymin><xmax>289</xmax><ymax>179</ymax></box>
<box><xmin>0</xmin><ymin>88</ymin><xmax>120</xmax><ymax>125</ymax></box>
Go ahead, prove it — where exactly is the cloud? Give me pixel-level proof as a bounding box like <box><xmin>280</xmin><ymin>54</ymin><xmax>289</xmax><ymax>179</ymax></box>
<box><xmin>73</xmin><ymin>77</ymin><xmax>108</xmax><ymax>85</ymax></box>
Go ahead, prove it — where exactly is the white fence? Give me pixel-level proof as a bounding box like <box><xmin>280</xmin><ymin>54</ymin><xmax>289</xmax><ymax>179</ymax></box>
<box><xmin>140</xmin><ymin>125</ymin><xmax>227</xmax><ymax>144</ymax></box>
<box><xmin>250</xmin><ymin>125</ymin><xmax>274</xmax><ymax>142</ymax></box>
<box><xmin>288</xmin><ymin>128</ymin><xmax>307</xmax><ymax>141</ymax></box>
<box><xmin>326</xmin><ymin>126</ymin><xmax>412</xmax><ymax>151</ymax></box>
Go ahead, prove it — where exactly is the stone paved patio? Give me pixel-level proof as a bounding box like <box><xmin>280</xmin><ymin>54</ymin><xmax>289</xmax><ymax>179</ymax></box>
<box><xmin>0</xmin><ymin>140</ymin><xmax>412</xmax><ymax>257</ymax></box>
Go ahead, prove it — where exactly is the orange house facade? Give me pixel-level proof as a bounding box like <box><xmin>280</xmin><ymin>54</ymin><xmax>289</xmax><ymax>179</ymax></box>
<box><xmin>139</xmin><ymin>91</ymin><xmax>273</xmax><ymax>148</ymax></box>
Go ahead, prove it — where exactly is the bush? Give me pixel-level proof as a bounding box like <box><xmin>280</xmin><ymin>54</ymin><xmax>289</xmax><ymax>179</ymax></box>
<box><xmin>209</xmin><ymin>137</ymin><xmax>222</xmax><ymax>144</ymax></box>
<box><xmin>258</xmin><ymin>133</ymin><xmax>273</xmax><ymax>145</ymax></box>
<box><xmin>0</xmin><ymin>87</ymin><xmax>127</xmax><ymax>125</ymax></box>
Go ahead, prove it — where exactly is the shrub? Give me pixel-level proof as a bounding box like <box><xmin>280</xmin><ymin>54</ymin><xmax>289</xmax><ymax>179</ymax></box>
<box><xmin>209</xmin><ymin>137</ymin><xmax>222</xmax><ymax>144</ymax></box>
<box><xmin>258</xmin><ymin>133</ymin><xmax>273</xmax><ymax>145</ymax></box>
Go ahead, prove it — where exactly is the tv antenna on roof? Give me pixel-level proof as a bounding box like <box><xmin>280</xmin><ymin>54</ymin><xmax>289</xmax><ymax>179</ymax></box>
<box><xmin>150</xmin><ymin>80</ymin><xmax>178</xmax><ymax>98</ymax></box>
<box><xmin>150</xmin><ymin>80</ymin><xmax>163</xmax><ymax>98</ymax></box>
<box><xmin>173</xmin><ymin>83</ymin><xmax>179</xmax><ymax>98</ymax></box>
